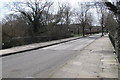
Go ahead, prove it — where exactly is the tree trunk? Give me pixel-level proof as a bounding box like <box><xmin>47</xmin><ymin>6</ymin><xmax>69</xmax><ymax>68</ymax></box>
<box><xmin>82</xmin><ymin>25</ymin><xmax>85</xmax><ymax>37</ymax></box>
<box><xmin>101</xmin><ymin>25</ymin><xmax>104</xmax><ymax>36</ymax></box>
<box><xmin>33</xmin><ymin>24</ymin><xmax>38</xmax><ymax>33</ymax></box>
<box><xmin>32</xmin><ymin>20</ymin><xmax>39</xmax><ymax>34</ymax></box>
<box><xmin>101</xmin><ymin>16</ymin><xmax>104</xmax><ymax>36</ymax></box>
<box><xmin>89</xmin><ymin>28</ymin><xmax>92</xmax><ymax>34</ymax></box>
<box><xmin>117</xmin><ymin>10</ymin><xmax>120</xmax><ymax>62</ymax></box>
<box><xmin>78</xmin><ymin>27</ymin><xmax>80</xmax><ymax>35</ymax></box>
<box><xmin>116</xmin><ymin>2</ymin><xmax>120</xmax><ymax>62</ymax></box>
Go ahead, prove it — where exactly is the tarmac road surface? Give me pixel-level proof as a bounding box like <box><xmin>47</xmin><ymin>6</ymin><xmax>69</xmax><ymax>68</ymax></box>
<box><xmin>2</xmin><ymin>34</ymin><xmax>100</xmax><ymax>78</ymax></box>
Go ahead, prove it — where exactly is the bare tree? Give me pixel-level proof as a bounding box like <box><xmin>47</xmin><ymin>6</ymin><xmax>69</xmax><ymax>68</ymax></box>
<box><xmin>104</xmin><ymin>1</ymin><xmax>120</xmax><ymax>62</ymax></box>
<box><xmin>95</xmin><ymin>2</ymin><xmax>108</xmax><ymax>36</ymax></box>
<box><xmin>46</xmin><ymin>3</ymin><xmax>71</xmax><ymax>38</ymax></box>
<box><xmin>75</xmin><ymin>2</ymin><xmax>90</xmax><ymax>37</ymax></box>
<box><xmin>47</xmin><ymin>3</ymin><xmax>67</xmax><ymax>26</ymax></box>
<box><xmin>63</xmin><ymin>3</ymin><xmax>72</xmax><ymax>25</ymax></box>
<box><xmin>104</xmin><ymin>12</ymin><xmax>117</xmax><ymax>35</ymax></box>
<box><xmin>10</xmin><ymin>0</ymin><xmax>53</xmax><ymax>34</ymax></box>
<box><xmin>0</xmin><ymin>21</ymin><xmax>2</xmax><ymax>49</ymax></box>
<box><xmin>2</xmin><ymin>14</ymin><xmax>30</xmax><ymax>38</ymax></box>
<box><xmin>86</xmin><ymin>12</ymin><xmax>93</xmax><ymax>34</ymax></box>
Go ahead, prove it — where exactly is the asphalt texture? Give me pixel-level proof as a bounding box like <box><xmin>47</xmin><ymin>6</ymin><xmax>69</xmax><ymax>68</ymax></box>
<box><xmin>2</xmin><ymin>34</ymin><xmax>100</xmax><ymax>78</ymax></box>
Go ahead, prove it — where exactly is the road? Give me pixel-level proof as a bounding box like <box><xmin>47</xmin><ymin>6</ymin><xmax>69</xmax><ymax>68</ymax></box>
<box><xmin>2</xmin><ymin>34</ymin><xmax>101</xmax><ymax>78</ymax></box>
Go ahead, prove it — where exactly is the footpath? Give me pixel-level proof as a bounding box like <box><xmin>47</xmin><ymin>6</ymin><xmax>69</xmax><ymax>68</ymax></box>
<box><xmin>51</xmin><ymin>35</ymin><xmax>119</xmax><ymax>78</ymax></box>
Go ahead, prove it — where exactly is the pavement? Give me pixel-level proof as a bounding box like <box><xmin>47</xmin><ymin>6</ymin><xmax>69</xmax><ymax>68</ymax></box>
<box><xmin>1</xmin><ymin>34</ymin><xmax>119</xmax><ymax>79</ymax></box>
<box><xmin>1</xmin><ymin>36</ymin><xmax>81</xmax><ymax>57</ymax></box>
<box><xmin>50</xmin><ymin>35</ymin><xmax>119</xmax><ymax>78</ymax></box>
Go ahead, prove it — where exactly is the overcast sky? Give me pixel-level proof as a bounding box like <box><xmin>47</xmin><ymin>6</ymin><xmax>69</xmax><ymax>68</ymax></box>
<box><xmin>0</xmin><ymin>0</ymin><xmax>100</xmax><ymax>20</ymax></box>
<box><xmin>0</xmin><ymin>0</ymin><xmax>113</xmax><ymax>25</ymax></box>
